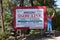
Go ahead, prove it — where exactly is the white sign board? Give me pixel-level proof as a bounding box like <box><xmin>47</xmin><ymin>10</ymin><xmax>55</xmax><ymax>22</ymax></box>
<box><xmin>14</xmin><ymin>6</ymin><xmax>46</xmax><ymax>30</ymax></box>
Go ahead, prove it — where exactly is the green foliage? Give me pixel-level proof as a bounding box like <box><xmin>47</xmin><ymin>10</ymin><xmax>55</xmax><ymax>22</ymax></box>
<box><xmin>2</xmin><ymin>0</ymin><xmax>59</xmax><ymax>35</ymax></box>
<box><xmin>0</xmin><ymin>31</ymin><xmax>10</xmax><ymax>40</ymax></box>
<box><xmin>30</xmin><ymin>30</ymin><xmax>40</xmax><ymax>34</ymax></box>
<box><xmin>3</xmin><ymin>11</ymin><xmax>13</xmax><ymax>28</ymax></box>
<box><xmin>47</xmin><ymin>7</ymin><xmax>55</xmax><ymax>15</ymax></box>
<box><xmin>0</xmin><ymin>33</ymin><xmax>5</xmax><ymax>40</ymax></box>
<box><xmin>52</xmin><ymin>11</ymin><xmax>60</xmax><ymax>31</ymax></box>
<box><xmin>44</xmin><ymin>0</ymin><xmax>56</xmax><ymax>7</ymax></box>
<box><xmin>33</xmin><ymin>0</ymin><xmax>56</xmax><ymax>7</ymax></box>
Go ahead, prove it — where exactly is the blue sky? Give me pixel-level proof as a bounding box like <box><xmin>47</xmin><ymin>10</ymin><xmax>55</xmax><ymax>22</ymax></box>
<box><xmin>56</xmin><ymin>0</ymin><xmax>60</xmax><ymax>8</ymax></box>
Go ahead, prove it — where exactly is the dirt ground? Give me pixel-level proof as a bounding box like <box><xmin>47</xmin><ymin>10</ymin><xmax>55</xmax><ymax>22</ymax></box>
<box><xmin>25</xmin><ymin>31</ymin><xmax>60</xmax><ymax>40</ymax></box>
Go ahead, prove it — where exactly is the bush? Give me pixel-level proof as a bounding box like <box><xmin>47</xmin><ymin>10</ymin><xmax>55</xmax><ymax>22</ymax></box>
<box><xmin>30</xmin><ymin>30</ymin><xmax>41</xmax><ymax>34</ymax></box>
<box><xmin>0</xmin><ymin>31</ymin><xmax>10</xmax><ymax>40</ymax></box>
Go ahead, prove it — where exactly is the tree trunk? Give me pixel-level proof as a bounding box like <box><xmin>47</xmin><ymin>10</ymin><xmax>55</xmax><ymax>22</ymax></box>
<box><xmin>20</xmin><ymin>0</ymin><xmax>24</xmax><ymax>6</ymax></box>
<box><xmin>0</xmin><ymin>0</ymin><xmax>5</xmax><ymax>32</ymax></box>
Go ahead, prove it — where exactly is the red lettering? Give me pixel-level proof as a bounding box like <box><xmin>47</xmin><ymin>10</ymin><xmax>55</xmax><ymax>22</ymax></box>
<box><xmin>18</xmin><ymin>14</ymin><xmax>42</xmax><ymax>18</ymax></box>
<box><xmin>24</xmin><ymin>14</ymin><xmax>29</xmax><ymax>18</ymax></box>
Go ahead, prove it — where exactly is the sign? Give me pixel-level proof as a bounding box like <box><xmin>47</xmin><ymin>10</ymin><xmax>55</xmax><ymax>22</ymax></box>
<box><xmin>14</xmin><ymin>6</ymin><xmax>46</xmax><ymax>30</ymax></box>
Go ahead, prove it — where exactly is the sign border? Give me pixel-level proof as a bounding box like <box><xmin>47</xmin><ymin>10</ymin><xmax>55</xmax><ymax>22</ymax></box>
<box><xmin>13</xmin><ymin>6</ymin><xmax>46</xmax><ymax>30</ymax></box>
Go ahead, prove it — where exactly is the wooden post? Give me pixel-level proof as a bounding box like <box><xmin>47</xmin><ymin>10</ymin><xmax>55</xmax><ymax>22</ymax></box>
<box><xmin>0</xmin><ymin>0</ymin><xmax>5</xmax><ymax>32</ymax></box>
<box><xmin>30</xmin><ymin>0</ymin><xmax>34</xmax><ymax>6</ymax></box>
<box><xmin>20</xmin><ymin>0</ymin><xmax>24</xmax><ymax>37</ymax></box>
<box><xmin>20</xmin><ymin>0</ymin><xmax>24</xmax><ymax>6</ymax></box>
<box><xmin>44</xmin><ymin>0</ymin><xmax>46</xmax><ymax>4</ymax></box>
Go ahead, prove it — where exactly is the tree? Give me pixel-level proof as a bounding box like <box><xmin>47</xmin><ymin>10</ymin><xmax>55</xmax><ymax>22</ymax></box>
<box><xmin>0</xmin><ymin>0</ymin><xmax>5</xmax><ymax>32</ymax></box>
<box><xmin>2</xmin><ymin>0</ymin><xmax>57</xmax><ymax>33</ymax></box>
<box><xmin>37</xmin><ymin>0</ymin><xmax>56</xmax><ymax>8</ymax></box>
<box><xmin>52</xmin><ymin>10</ymin><xmax>60</xmax><ymax>31</ymax></box>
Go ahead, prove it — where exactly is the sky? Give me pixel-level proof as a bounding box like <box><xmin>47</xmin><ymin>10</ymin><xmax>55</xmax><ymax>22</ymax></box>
<box><xmin>56</xmin><ymin>0</ymin><xmax>60</xmax><ymax>8</ymax></box>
